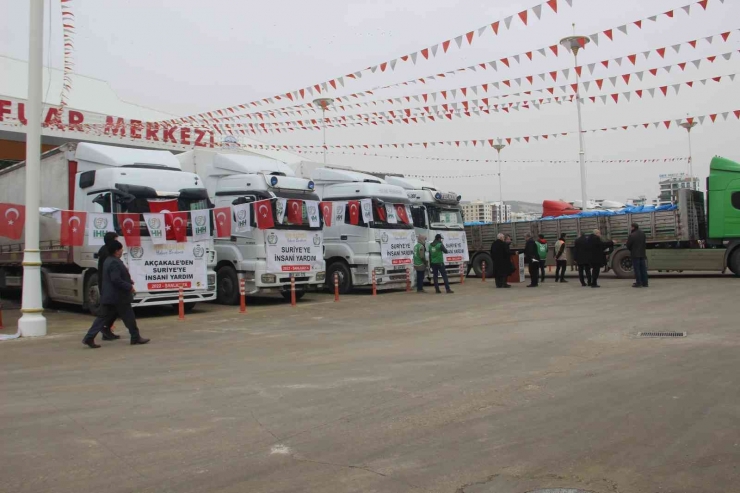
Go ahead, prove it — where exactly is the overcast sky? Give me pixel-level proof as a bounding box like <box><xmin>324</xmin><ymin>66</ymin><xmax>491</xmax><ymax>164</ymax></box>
<box><xmin>2</xmin><ymin>0</ymin><xmax>740</xmax><ymax>203</ymax></box>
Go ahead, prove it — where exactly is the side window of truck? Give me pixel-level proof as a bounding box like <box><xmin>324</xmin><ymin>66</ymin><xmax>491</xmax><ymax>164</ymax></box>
<box><xmin>410</xmin><ymin>206</ymin><xmax>426</xmax><ymax>228</ymax></box>
<box><xmin>732</xmin><ymin>192</ymin><xmax>740</xmax><ymax>211</ymax></box>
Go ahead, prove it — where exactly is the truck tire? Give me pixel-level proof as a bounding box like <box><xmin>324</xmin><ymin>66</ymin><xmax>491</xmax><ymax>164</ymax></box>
<box><xmin>282</xmin><ymin>291</ymin><xmax>306</xmax><ymax>302</ymax></box>
<box><xmin>327</xmin><ymin>262</ymin><xmax>352</xmax><ymax>294</ymax></box>
<box><xmin>729</xmin><ymin>248</ymin><xmax>740</xmax><ymax>277</ymax></box>
<box><xmin>84</xmin><ymin>274</ymin><xmax>102</xmax><ymax>316</ymax></box>
<box><xmin>183</xmin><ymin>302</ymin><xmax>196</xmax><ymax>312</ymax></box>
<box><xmin>611</xmin><ymin>249</ymin><xmax>633</xmax><ymax>279</ymax></box>
<box><xmin>216</xmin><ymin>266</ymin><xmax>240</xmax><ymax>305</ymax></box>
<box><xmin>471</xmin><ymin>253</ymin><xmax>494</xmax><ymax>278</ymax></box>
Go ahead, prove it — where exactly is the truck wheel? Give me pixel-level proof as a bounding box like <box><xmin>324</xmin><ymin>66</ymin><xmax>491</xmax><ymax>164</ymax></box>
<box><xmin>471</xmin><ymin>253</ymin><xmax>494</xmax><ymax>278</ymax></box>
<box><xmin>84</xmin><ymin>275</ymin><xmax>102</xmax><ymax>316</ymax></box>
<box><xmin>611</xmin><ymin>249</ymin><xmax>633</xmax><ymax>279</ymax></box>
<box><xmin>183</xmin><ymin>302</ymin><xmax>196</xmax><ymax>312</ymax></box>
<box><xmin>282</xmin><ymin>291</ymin><xmax>306</xmax><ymax>302</ymax></box>
<box><xmin>327</xmin><ymin>263</ymin><xmax>352</xmax><ymax>294</ymax></box>
<box><xmin>216</xmin><ymin>266</ymin><xmax>240</xmax><ymax>305</ymax></box>
<box><xmin>729</xmin><ymin>248</ymin><xmax>740</xmax><ymax>277</ymax></box>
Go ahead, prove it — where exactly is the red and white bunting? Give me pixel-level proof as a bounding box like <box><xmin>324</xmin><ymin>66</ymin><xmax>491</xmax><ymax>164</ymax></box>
<box><xmin>180</xmin><ymin>0</ymin><xmax>720</xmax><ymax>126</ymax></box>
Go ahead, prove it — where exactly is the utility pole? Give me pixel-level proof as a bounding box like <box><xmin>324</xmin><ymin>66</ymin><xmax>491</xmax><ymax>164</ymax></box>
<box><xmin>313</xmin><ymin>98</ymin><xmax>333</xmax><ymax>164</ymax></box>
<box><xmin>19</xmin><ymin>0</ymin><xmax>47</xmax><ymax>337</ymax></box>
<box><xmin>560</xmin><ymin>27</ymin><xmax>591</xmax><ymax>210</ymax></box>
<box><xmin>493</xmin><ymin>144</ymin><xmax>506</xmax><ymax>222</ymax></box>
<box><xmin>680</xmin><ymin>121</ymin><xmax>698</xmax><ymax>190</ymax></box>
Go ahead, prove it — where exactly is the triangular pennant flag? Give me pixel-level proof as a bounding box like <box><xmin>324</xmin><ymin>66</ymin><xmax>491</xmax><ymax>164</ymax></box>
<box><xmin>504</xmin><ymin>15</ymin><xmax>513</xmax><ymax>29</ymax></box>
<box><xmin>583</xmin><ymin>81</ymin><xmax>590</xmax><ymax>91</ymax></box>
<box><xmin>532</xmin><ymin>4</ymin><xmax>542</xmax><ymax>19</ymax></box>
<box><xmin>673</xmin><ymin>84</ymin><xmax>680</xmax><ymax>93</ymax></box>
<box><xmin>682</xmin><ymin>5</ymin><xmax>691</xmax><ymax>15</ymax></box>
<box><xmin>635</xmin><ymin>71</ymin><xmax>644</xmax><ymax>81</ymax></box>
<box><xmin>648</xmin><ymin>88</ymin><xmax>656</xmax><ymax>97</ymax></box>
<box><xmin>698</xmin><ymin>115</ymin><xmax>706</xmax><ymax>124</ymax></box>
<box><xmin>722</xmin><ymin>112</ymin><xmax>729</xmax><ymax>120</ymax></box>
<box><xmin>518</xmin><ymin>10</ymin><xmax>528</xmax><ymax>25</ymax></box>
<box><xmin>609</xmin><ymin>76</ymin><xmax>617</xmax><ymax>86</ymax></box>
<box><xmin>628</xmin><ymin>54</ymin><xmax>637</xmax><ymax>65</ymax></box>
<box><xmin>431</xmin><ymin>44</ymin><xmax>439</xmax><ymax>57</ymax></box>
<box><xmin>466</xmin><ymin>31</ymin><xmax>475</xmax><ymax>44</ymax></box>
<box><xmin>455</xmin><ymin>35</ymin><xmax>463</xmax><ymax>48</ymax></box>
<box><xmin>590</xmin><ymin>33</ymin><xmax>599</xmax><ymax>46</ymax></box>
<box><xmin>656</xmin><ymin>47</ymin><xmax>666</xmax><ymax>58</ymax></box>
<box><xmin>600</xmin><ymin>95</ymin><xmax>607</xmax><ymax>104</ymax></box>
<box><xmin>614</xmin><ymin>57</ymin><xmax>622</xmax><ymax>66</ymax></box>
<box><xmin>547</xmin><ymin>0</ymin><xmax>558</xmax><ymax>12</ymax></box>
<box><xmin>410</xmin><ymin>52</ymin><xmax>418</xmax><ymax>64</ymax></box>
<box><xmin>477</xmin><ymin>26</ymin><xmax>487</xmax><ymax>37</ymax></box>
<box><xmin>604</xmin><ymin>29</ymin><xmax>613</xmax><ymax>40</ymax></box>
<box><xmin>692</xmin><ymin>59</ymin><xmax>701</xmax><ymax>69</ymax></box>
<box><xmin>587</xmin><ymin>63</ymin><xmax>596</xmax><ymax>74</ymax></box>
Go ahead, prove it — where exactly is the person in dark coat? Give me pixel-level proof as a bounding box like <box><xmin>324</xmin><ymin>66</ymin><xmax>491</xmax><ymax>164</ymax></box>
<box><xmin>585</xmin><ymin>229</ymin><xmax>613</xmax><ymax>288</ymax></box>
<box><xmin>83</xmin><ymin>240</ymin><xmax>150</xmax><ymax>348</ymax></box>
<box><xmin>573</xmin><ymin>231</ymin><xmax>591</xmax><ymax>287</ymax></box>
<box><xmin>523</xmin><ymin>233</ymin><xmax>540</xmax><ymax>287</ymax></box>
<box><xmin>626</xmin><ymin>222</ymin><xmax>648</xmax><ymax>287</ymax></box>
<box><xmin>490</xmin><ymin>233</ymin><xmax>513</xmax><ymax>288</ymax></box>
<box><xmin>96</xmin><ymin>232</ymin><xmax>120</xmax><ymax>340</ymax></box>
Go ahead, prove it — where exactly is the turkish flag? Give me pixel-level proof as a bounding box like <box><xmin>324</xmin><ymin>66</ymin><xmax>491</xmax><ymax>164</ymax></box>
<box><xmin>117</xmin><ymin>213</ymin><xmax>141</xmax><ymax>246</ymax></box>
<box><xmin>148</xmin><ymin>199</ymin><xmax>179</xmax><ymax>240</ymax></box>
<box><xmin>287</xmin><ymin>200</ymin><xmax>303</xmax><ymax>224</ymax></box>
<box><xmin>169</xmin><ymin>211</ymin><xmax>189</xmax><ymax>242</ymax></box>
<box><xmin>0</xmin><ymin>203</ymin><xmax>25</xmax><ymax>240</ymax></box>
<box><xmin>395</xmin><ymin>204</ymin><xmax>410</xmax><ymax>224</ymax></box>
<box><xmin>213</xmin><ymin>207</ymin><xmax>232</xmax><ymax>237</ymax></box>
<box><xmin>255</xmin><ymin>200</ymin><xmax>275</xmax><ymax>229</ymax></box>
<box><xmin>319</xmin><ymin>201</ymin><xmax>333</xmax><ymax>227</ymax></box>
<box><xmin>348</xmin><ymin>201</ymin><xmax>360</xmax><ymax>225</ymax></box>
<box><xmin>375</xmin><ymin>204</ymin><xmax>387</xmax><ymax>221</ymax></box>
<box><xmin>61</xmin><ymin>210</ymin><xmax>87</xmax><ymax>246</ymax></box>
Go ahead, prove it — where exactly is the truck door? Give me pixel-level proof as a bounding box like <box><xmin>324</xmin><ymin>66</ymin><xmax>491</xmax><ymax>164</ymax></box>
<box><xmin>726</xmin><ymin>186</ymin><xmax>740</xmax><ymax>238</ymax></box>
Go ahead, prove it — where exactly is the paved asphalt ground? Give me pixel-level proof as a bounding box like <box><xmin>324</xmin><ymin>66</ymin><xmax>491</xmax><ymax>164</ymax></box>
<box><xmin>1</xmin><ymin>273</ymin><xmax>738</xmax><ymax>493</ymax></box>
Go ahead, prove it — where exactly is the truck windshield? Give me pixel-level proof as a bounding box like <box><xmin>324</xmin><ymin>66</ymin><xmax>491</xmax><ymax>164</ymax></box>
<box><xmin>427</xmin><ymin>206</ymin><xmax>463</xmax><ymax>229</ymax></box>
<box><xmin>271</xmin><ymin>199</ymin><xmax>322</xmax><ymax>231</ymax></box>
<box><xmin>112</xmin><ymin>186</ymin><xmax>212</xmax><ymax>236</ymax></box>
<box><xmin>340</xmin><ymin>199</ymin><xmax>413</xmax><ymax>230</ymax></box>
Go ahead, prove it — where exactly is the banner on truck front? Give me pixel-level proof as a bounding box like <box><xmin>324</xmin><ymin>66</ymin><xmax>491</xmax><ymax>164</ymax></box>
<box><xmin>265</xmin><ymin>230</ymin><xmax>324</xmax><ymax>273</ymax></box>
<box><xmin>127</xmin><ymin>241</ymin><xmax>208</xmax><ymax>291</ymax></box>
<box><xmin>430</xmin><ymin>230</ymin><xmax>470</xmax><ymax>263</ymax></box>
<box><xmin>379</xmin><ymin>229</ymin><xmax>415</xmax><ymax>268</ymax></box>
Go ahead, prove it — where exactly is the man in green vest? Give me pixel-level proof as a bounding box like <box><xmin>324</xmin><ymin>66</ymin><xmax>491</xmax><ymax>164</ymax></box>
<box><xmin>536</xmin><ymin>234</ymin><xmax>549</xmax><ymax>282</ymax></box>
<box><xmin>413</xmin><ymin>234</ymin><xmax>427</xmax><ymax>292</ymax></box>
<box><xmin>429</xmin><ymin>234</ymin><xmax>454</xmax><ymax>294</ymax></box>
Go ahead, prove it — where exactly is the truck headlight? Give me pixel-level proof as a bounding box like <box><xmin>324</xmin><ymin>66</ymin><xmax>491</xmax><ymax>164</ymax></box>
<box><xmin>374</xmin><ymin>267</ymin><xmax>385</xmax><ymax>275</ymax></box>
<box><xmin>261</xmin><ymin>274</ymin><xmax>276</xmax><ymax>283</ymax></box>
<box><xmin>316</xmin><ymin>272</ymin><xmax>326</xmax><ymax>282</ymax></box>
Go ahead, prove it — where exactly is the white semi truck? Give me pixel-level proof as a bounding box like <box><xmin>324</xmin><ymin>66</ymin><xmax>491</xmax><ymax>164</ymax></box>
<box><xmin>306</xmin><ymin>167</ymin><xmax>416</xmax><ymax>293</ymax></box>
<box><xmin>177</xmin><ymin>150</ymin><xmax>325</xmax><ymax>303</ymax></box>
<box><xmin>0</xmin><ymin>142</ymin><xmax>217</xmax><ymax>314</ymax></box>
<box><xmin>383</xmin><ymin>176</ymin><xmax>467</xmax><ymax>283</ymax></box>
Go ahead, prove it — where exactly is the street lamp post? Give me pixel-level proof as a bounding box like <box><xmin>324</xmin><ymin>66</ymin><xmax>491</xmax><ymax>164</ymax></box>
<box><xmin>19</xmin><ymin>0</ymin><xmax>47</xmax><ymax>337</ymax></box>
<box><xmin>493</xmin><ymin>144</ymin><xmax>506</xmax><ymax>222</ymax></box>
<box><xmin>560</xmin><ymin>30</ymin><xmax>591</xmax><ymax>211</ymax></box>
<box><xmin>679</xmin><ymin>121</ymin><xmax>698</xmax><ymax>190</ymax></box>
<box><xmin>313</xmin><ymin>98</ymin><xmax>333</xmax><ymax>164</ymax></box>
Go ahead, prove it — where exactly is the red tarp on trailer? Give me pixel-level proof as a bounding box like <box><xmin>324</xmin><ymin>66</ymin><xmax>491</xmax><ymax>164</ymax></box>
<box><xmin>542</xmin><ymin>200</ymin><xmax>580</xmax><ymax>218</ymax></box>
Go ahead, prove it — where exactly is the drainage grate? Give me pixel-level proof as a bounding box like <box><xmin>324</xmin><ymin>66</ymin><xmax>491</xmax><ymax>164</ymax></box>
<box><xmin>527</xmin><ymin>489</ymin><xmax>595</xmax><ymax>493</ymax></box>
<box><xmin>638</xmin><ymin>331</ymin><xmax>686</xmax><ymax>337</ymax></box>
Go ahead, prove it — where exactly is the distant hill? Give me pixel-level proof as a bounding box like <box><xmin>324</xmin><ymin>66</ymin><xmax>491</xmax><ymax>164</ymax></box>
<box><xmin>506</xmin><ymin>200</ymin><xmax>541</xmax><ymax>213</ymax></box>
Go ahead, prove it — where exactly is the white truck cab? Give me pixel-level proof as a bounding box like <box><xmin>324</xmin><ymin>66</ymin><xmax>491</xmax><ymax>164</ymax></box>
<box><xmin>177</xmin><ymin>150</ymin><xmax>325</xmax><ymax>303</ymax></box>
<box><xmin>384</xmin><ymin>176</ymin><xmax>468</xmax><ymax>283</ymax></box>
<box><xmin>0</xmin><ymin>142</ymin><xmax>218</xmax><ymax>314</ymax></box>
<box><xmin>310</xmin><ymin>168</ymin><xmax>416</xmax><ymax>293</ymax></box>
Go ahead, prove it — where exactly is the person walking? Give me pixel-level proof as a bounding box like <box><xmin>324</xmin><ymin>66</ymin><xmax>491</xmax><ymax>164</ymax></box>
<box><xmin>490</xmin><ymin>233</ymin><xmax>513</xmax><ymax>288</ymax></box>
<box><xmin>83</xmin><ymin>240</ymin><xmax>150</xmax><ymax>348</ymax></box>
<box><xmin>428</xmin><ymin>234</ymin><xmax>454</xmax><ymax>294</ymax></box>
<box><xmin>413</xmin><ymin>234</ymin><xmax>428</xmax><ymax>293</ymax></box>
<box><xmin>97</xmin><ymin>231</ymin><xmax>121</xmax><ymax>341</ymax></box>
<box><xmin>554</xmin><ymin>233</ymin><xmax>568</xmax><ymax>283</ymax></box>
<box><xmin>626</xmin><ymin>222</ymin><xmax>648</xmax><ymax>287</ymax></box>
<box><xmin>536</xmin><ymin>234</ymin><xmax>548</xmax><ymax>282</ymax></box>
<box><xmin>574</xmin><ymin>231</ymin><xmax>592</xmax><ymax>287</ymax></box>
<box><xmin>524</xmin><ymin>233</ymin><xmax>540</xmax><ymax>287</ymax></box>
<box><xmin>585</xmin><ymin>229</ymin><xmax>609</xmax><ymax>288</ymax></box>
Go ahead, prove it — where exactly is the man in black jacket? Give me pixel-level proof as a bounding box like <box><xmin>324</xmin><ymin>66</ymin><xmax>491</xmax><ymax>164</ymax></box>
<box><xmin>523</xmin><ymin>233</ymin><xmax>540</xmax><ymax>287</ymax></box>
<box><xmin>586</xmin><ymin>229</ymin><xmax>614</xmax><ymax>288</ymax></box>
<box><xmin>83</xmin><ymin>240</ymin><xmax>150</xmax><ymax>348</ymax></box>
<box><xmin>573</xmin><ymin>231</ymin><xmax>591</xmax><ymax>287</ymax></box>
<box><xmin>96</xmin><ymin>232</ymin><xmax>120</xmax><ymax>341</ymax></box>
<box><xmin>626</xmin><ymin>222</ymin><xmax>648</xmax><ymax>287</ymax></box>
<box><xmin>490</xmin><ymin>233</ymin><xmax>513</xmax><ymax>288</ymax></box>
